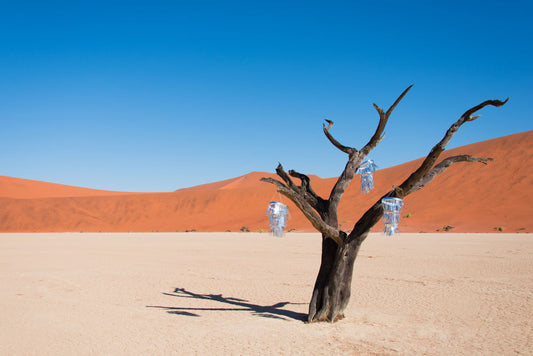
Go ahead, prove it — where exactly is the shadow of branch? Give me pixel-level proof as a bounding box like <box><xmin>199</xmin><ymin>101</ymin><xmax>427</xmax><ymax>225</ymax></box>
<box><xmin>147</xmin><ymin>287</ymin><xmax>307</xmax><ymax>322</ymax></box>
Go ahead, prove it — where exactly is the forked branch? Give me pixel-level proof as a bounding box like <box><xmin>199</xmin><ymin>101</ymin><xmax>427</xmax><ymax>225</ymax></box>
<box><xmin>274</xmin><ymin>164</ymin><xmax>323</xmax><ymax>209</ymax></box>
<box><xmin>275</xmin><ymin>163</ymin><xmax>296</xmax><ymax>188</ymax></box>
<box><xmin>347</xmin><ymin>97</ymin><xmax>507</xmax><ymax>243</ymax></box>
<box><xmin>408</xmin><ymin>155</ymin><xmax>493</xmax><ymax>194</ymax></box>
<box><xmin>346</xmin><ymin>155</ymin><xmax>492</xmax><ymax>243</ymax></box>
<box><xmin>288</xmin><ymin>169</ymin><xmax>323</xmax><ymax>207</ymax></box>
<box><xmin>329</xmin><ymin>86</ymin><xmax>412</xmax><ymax>212</ymax></box>
<box><xmin>262</xmin><ymin>164</ymin><xmax>341</xmax><ymax>244</ymax></box>
<box><xmin>360</xmin><ymin>85</ymin><xmax>413</xmax><ymax>157</ymax></box>
<box><xmin>260</xmin><ymin>176</ymin><xmax>344</xmax><ymax>245</ymax></box>
<box><xmin>395</xmin><ymin>98</ymin><xmax>508</xmax><ymax>197</ymax></box>
<box><xmin>262</xmin><ymin>90</ymin><xmax>507</xmax><ymax>251</ymax></box>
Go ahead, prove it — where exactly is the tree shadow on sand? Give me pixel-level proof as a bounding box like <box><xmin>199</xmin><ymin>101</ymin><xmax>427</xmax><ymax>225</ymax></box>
<box><xmin>147</xmin><ymin>288</ymin><xmax>307</xmax><ymax>322</ymax></box>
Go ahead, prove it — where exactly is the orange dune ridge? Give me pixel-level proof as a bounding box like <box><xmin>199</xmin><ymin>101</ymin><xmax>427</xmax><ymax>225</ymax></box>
<box><xmin>0</xmin><ymin>176</ymin><xmax>136</xmax><ymax>199</ymax></box>
<box><xmin>1</xmin><ymin>131</ymin><xmax>531</xmax><ymax>233</ymax></box>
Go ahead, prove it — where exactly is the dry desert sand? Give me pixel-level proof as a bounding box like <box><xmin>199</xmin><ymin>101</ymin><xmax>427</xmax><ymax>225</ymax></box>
<box><xmin>1</xmin><ymin>232</ymin><xmax>532</xmax><ymax>355</ymax></box>
<box><xmin>0</xmin><ymin>131</ymin><xmax>532</xmax><ymax>233</ymax></box>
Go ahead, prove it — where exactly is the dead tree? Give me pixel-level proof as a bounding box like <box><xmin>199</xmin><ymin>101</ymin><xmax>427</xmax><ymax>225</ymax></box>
<box><xmin>261</xmin><ymin>86</ymin><xmax>507</xmax><ymax>323</ymax></box>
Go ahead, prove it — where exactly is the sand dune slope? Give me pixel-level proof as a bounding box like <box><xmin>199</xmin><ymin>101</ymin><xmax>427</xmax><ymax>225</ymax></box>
<box><xmin>0</xmin><ymin>131</ymin><xmax>531</xmax><ymax>233</ymax></box>
<box><xmin>0</xmin><ymin>175</ymin><xmax>135</xmax><ymax>199</ymax></box>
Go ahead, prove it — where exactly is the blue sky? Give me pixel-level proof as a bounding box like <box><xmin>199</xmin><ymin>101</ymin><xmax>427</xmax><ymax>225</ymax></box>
<box><xmin>1</xmin><ymin>1</ymin><xmax>531</xmax><ymax>192</ymax></box>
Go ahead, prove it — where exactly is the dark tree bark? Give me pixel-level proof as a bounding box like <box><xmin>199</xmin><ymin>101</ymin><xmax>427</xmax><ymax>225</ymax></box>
<box><xmin>261</xmin><ymin>87</ymin><xmax>507</xmax><ymax>322</ymax></box>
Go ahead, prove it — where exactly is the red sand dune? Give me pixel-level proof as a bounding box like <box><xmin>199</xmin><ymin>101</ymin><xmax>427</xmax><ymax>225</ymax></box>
<box><xmin>0</xmin><ymin>176</ymin><xmax>135</xmax><ymax>199</ymax></box>
<box><xmin>1</xmin><ymin>131</ymin><xmax>531</xmax><ymax>233</ymax></box>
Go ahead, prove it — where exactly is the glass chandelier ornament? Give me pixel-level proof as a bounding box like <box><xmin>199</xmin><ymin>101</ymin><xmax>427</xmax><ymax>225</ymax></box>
<box><xmin>381</xmin><ymin>197</ymin><xmax>404</xmax><ymax>236</ymax></box>
<box><xmin>356</xmin><ymin>160</ymin><xmax>378</xmax><ymax>193</ymax></box>
<box><xmin>266</xmin><ymin>201</ymin><xmax>289</xmax><ymax>237</ymax></box>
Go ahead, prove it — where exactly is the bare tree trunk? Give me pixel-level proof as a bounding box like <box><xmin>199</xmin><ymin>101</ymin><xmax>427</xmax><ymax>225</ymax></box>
<box><xmin>308</xmin><ymin>236</ymin><xmax>362</xmax><ymax>322</ymax></box>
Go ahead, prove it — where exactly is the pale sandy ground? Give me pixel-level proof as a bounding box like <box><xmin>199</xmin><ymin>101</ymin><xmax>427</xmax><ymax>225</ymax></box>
<box><xmin>0</xmin><ymin>232</ymin><xmax>531</xmax><ymax>355</ymax></box>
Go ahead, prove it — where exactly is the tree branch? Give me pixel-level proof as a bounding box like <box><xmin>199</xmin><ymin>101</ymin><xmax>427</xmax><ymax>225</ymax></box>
<box><xmin>260</xmin><ymin>177</ymin><xmax>345</xmax><ymax>246</ymax></box>
<box><xmin>347</xmin><ymin>190</ymin><xmax>395</xmax><ymax>244</ymax></box>
<box><xmin>287</xmin><ymin>169</ymin><xmax>324</xmax><ymax>208</ymax></box>
<box><xmin>273</xmin><ymin>164</ymin><xmax>324</xmax><ymax>210</ymax></box>
<box><xmin>323</xmin><ymin>120</ymin><xmax>357</xmax><ymax>155</ymax></box>
<box><xmin>395</xmin><ymin>98</ymin><xmax>508</xmax><ymax>197</ymax></box>
<box><xmin>347</xmin><ymin>98</ymin><xmax>507</xmax><ymax>244</ymax></box>
<box><xmin>407</xmin><ymin>155</ymin><xmax>493</xmax><ymax>194</ymax></box>
<box><xmin>275</xmin><ymin>163</ymin><xmax>296</xmax><ymax>188</ymax></box>
<box><xmin>360</xmin><ymin>85</ymin><xmax>413</xmax><ymax>157</ymax></box>
<box><xmin>328</xmin><ymin>156</ymin><xmax>361</xmax><ymax>214</ymax></box>
<box><xmin>328</xmin><ymin>86</ymin><xmax>412</xmax><ymax>213</ymax></box>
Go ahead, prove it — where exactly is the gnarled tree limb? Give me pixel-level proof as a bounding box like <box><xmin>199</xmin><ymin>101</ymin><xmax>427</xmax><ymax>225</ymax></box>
<box><xmin>328</xmin><ymin>157</ymin><xmax>362</xmax><ymax>215</ymax></box>
<box><xmin>347</xmin><ymin>98</ymin><xmax>508</xmax><ymax>244</ymax></box>
<box><xmin>359</xmin><ymin>85</ymin><xmax>413</xmax><ymax>157</ymax></box>
<box><xmin>408</xmin><ymin>155</ymin><xmax>493</xmax><ymax>194</ymax></box>
<box><xmin>395</xmin><ymin>98</ymin><xmax>508</xmax><ymax>197</ymax></box>
<box><xmin>260</xmin><ymin>177</ymin><xmax>345</xmax><ymax>246</ymax></box>
<box><xmin>275</xmin><ymin>163</ymin><xmax>296</xmax><ymax>188</ymax></box>
<box><xmin>288</xmin><ymin>169</ymin><xmax>325</xmax><ymax>209</ymax></box>
<box><xmin>328</xmin><ymin>86</ymin><xmax>412</xmax><ymax>213</ymax></box>
<box><xmin>346</xmin><ymin>156</ymin><xmax>492</xmax><ymax>243</ymax></box>
<box><xmin>323</xmin><ymin>120</ymin><xmax>356</xmax><ymax>155</ymax></box>
<box><xmin>273</xmin><ymin>164</ymin><xmax>323</xmax><ymax>210</ymax></box>
<box><xmin>347</xmin><ymin>190</ymin><xmax>394</xmax><ymax>243</ymax></box>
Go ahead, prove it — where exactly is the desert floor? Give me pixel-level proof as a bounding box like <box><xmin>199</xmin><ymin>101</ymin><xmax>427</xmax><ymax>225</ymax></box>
<box><xmin>1</xmin><ymin>232</ymin><xmax>531</xmax><ymax>355</ymax></box>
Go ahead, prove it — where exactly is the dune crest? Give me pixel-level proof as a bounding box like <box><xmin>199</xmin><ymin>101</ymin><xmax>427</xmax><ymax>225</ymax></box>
<box><xmin>0</xmin><ymin>176</ymin><xmax>137</xmax><ymax>199</ymax></box>
<box><xmin>1</xmin><ymin>131</ymin><xmax>531</xmax><ymax>233</ymax></box>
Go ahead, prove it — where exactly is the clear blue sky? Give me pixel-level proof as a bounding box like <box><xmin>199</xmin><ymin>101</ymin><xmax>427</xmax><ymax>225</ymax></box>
<box><xmin>1</xmin><ymin>1</ymin><xmax>531</xmax><ymax>192</ymax></box>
